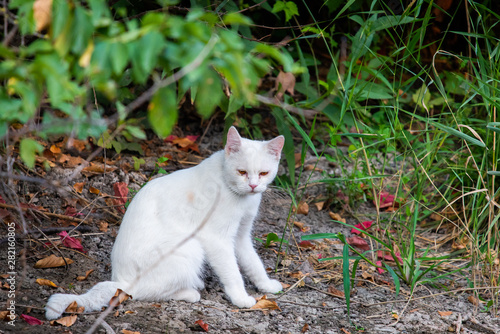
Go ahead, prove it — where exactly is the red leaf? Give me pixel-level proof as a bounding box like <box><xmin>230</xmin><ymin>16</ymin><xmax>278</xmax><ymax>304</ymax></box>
<box><xmin>21</xmin><ymin>314</ymin><xmax>43</xmax><ymax>325</ymax></box>
<box><xmin>351</xmin><ymin>221</ymin><xmax>373</xmax><ymax>234</ymax></box>
<box><xmin>64</xmin><ymin>206</ymin><xmax>83</xmax><ymax>217</ymax></box>
<box><xmin>186</xmin><ymin>135</ymin><xmax>199</xmax><ymax>142</ymax></box>
<box><xmin>0</xmin><ymin>195</ymin><xmax>5</xmax><ymax>203</ymax></box>
<box><xmin>113</xmin><ymin>182</ymin><xmax>129</xmax><ymax>214</ymax></box>
<box><xmin>346</xmin><ymin>236</ymin><xmax>370</xmax><ymax>251</ymax></box>
<box><xmin>194</xmin><ymin>319</ymin><xmax>209</xmax><ymax>332</ymax></box>
<box><xmin>376</xmin><ymin>261</ymin><xmax>385</xmax><ymax>274</ymax></box>
<box><xmin>58</xmin><ymin>231</ymin><xmax>86</xmax><ymax>253</ymax></box>
<box><xmin>377</xmin><ymin>250</ymin><xmax>403</xmax><ymax>264</ymax></box>
<box><xmin>164</xmin><ymin>135</ymin><xmax>178</xmax><ymax>142</ymax></box>
<box><xmin>375</xmin><ymin>191</ymin><xmax>395</xmax><ymax>209</ymax></box>
<box><xmin>298</xmin><ymin>240</ymin><xmax>315</xmax><ymax>249</ymax></box>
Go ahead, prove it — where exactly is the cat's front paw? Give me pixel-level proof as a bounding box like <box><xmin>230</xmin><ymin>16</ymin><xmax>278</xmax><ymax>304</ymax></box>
<box><xmin>258</xmin><ymin>279</ymin><xmax>283</xmax><ymax>294</ymax></box>
<box><xmin>230</xmin><ymin>294</ymin><xmax>256</xmax><ymax>308</ymax></box>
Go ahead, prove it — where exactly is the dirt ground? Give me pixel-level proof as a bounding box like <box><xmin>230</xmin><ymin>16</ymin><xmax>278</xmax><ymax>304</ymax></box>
<box><xmin>1</xmin><ymin>125</ymin><xmax>499</xmax><ymax>334</ymax></box>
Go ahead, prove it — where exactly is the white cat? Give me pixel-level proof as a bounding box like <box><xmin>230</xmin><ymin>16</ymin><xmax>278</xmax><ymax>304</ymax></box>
<box><xmin>45</xmin><ymin>127</ymin><xmax>284</xmax><ymax>320</ymax></box>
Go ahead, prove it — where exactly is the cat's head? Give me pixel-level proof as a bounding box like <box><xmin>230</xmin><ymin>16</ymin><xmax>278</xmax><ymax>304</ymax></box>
<box><xmin>223</xmin><ymin>126</ymin><xmax>284</xmax><ymax>195</ymax></box>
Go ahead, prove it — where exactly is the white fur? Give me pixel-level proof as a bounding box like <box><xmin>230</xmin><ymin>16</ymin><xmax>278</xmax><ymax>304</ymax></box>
<box><xmin>45</xmin><ymin>127</ymin><xmax>285</xmax><ymax>320</ymax></box>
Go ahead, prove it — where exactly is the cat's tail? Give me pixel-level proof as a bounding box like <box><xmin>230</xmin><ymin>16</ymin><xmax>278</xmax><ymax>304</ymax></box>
<box><xmin>45</xmin><ymin>281</ymin><xmax>123</xmax><ymax>320</ymax></box>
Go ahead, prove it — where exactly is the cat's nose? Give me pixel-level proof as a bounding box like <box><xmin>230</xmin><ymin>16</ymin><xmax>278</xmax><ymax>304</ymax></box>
<box><xmin>249</xmin><ymin>184</ymin><xmax>257</xmax><ymax>190</ymax></box>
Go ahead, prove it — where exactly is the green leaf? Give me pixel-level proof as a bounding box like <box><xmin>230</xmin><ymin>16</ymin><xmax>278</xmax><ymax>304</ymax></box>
<box><xmin>148</xmin><ymin>85</ymin><xmax>178</xmax><ymax>138</ymax></box>
<box><xmin>194</xmin><ymin>69</ymin><xmax>223</xmax><ymax>118</ymax></box>
<box><xmin>125</xmin><ymin>125</ymin><xmax>146</xmax><ymax>140</ymax></box>
<box><xmin>19</xmin><ymin>138</ymin><xmax>43</xmax><ymax>169</ymax></box>
<box><xmin>52</xmin><ymin>0</ymin><xmax>70</xmax><ymax>38</ymax></box>
<box><xmin>222</xmin><ymin>12</ymin><xmax>253</xmax><ymax>26</ymax></box>
<box><xmin>70</xmin><ymin>6</ymin><xmax>94</xmax><ymax>54</ymax></box>
<box><xmin>272</xmin><ymin>1</ymin><xmax>299</xmax><ymax>22</ymax></box>
<box><xmin>342</xmin><ymin>243</ymin><xmax>351</xmax><ymax>319</ymax></box>
<box><xmin>110</xmin><ymin>42</ymin><xmax>129</xmax><ymax>75</ymax></box>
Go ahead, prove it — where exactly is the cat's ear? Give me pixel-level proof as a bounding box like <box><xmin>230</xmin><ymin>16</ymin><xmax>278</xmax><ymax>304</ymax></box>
<box><xmin>267</xmin><ymin>135</ymin><xmax>285</xmax><ymax>160</ymax></box>
<box><xmin>225</xmin><ymin>126</ymin><xmax>242</xmax><ymax>154</ymax></box>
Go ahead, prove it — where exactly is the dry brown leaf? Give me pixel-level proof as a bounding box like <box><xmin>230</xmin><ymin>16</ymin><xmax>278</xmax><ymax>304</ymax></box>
<box><xmin>51</xmin><ymin>315</ymin><xmax>77</xmax><ymax>327</ymax></box>
<box><xmin>296</xmin><ymin>201</ymin><xmax>309</xmax><ymax>215</ymax></box>
<box><xmin>250</xmin><ymin>295</ymin><xmax>281</xmax><ymax>311</ymax></box>
<box><xmin>468</xmin><ymin>295</ymin><xmax>479</xmax><ymax>306</ymax></box>
<box><xmin>67</xmin><ymin>138</ymin><xmax>87</xmax><ymax>152</ymax></box>
<box><xmin>293</xmin><ymin>221</ymin><xmax>310</xmax><ymax>232</ymax></box>
<box><xmin>57</xmin><ymin>154</ymin><xmax>85</xmax><ymax>168</ymax></box>
<box><xmin>65</xmin><ymin>301</ymin><xmax>85</xmax><ymax>314</ymax></box>
<box><xmin>33</xmin><ymin>0</ymin><xmax>52</xmax><ymax>32</ymax></box>
<box><xmin>294</xmin><ymin>152</ymin><xmax>302</xmax><ymax>168</ymax></box>
<box><xmin>121</xmin><ymin>329</ymin><xmax>141</xmax><ymax>334</ymax></box>
<box><xmin>35</xmin><ymin>278</ymin><xmax>58</xmax><ymax>288</ymax></box>
<box><xmin>82</xmin><ymin>162</ymin><xmax>117</xmax><ymax>176</ymax></box>
<box><xmin>314</xmin><ymin>201</ymin><xmax>325</xmax><ymax>211</ymax></box>
<box><xmin>89</xmin><ymin>186</ymin><xmax>101</xmax><ymax>195</ymax></box>
<box><xmin>124</xmin><ymin>310</ymin><xmax>136</xmax><ymax>314</ymax></box>
<box><xmin>340</xmin><ymin>328</ymin><xmax>351</xmax><ymax>334</ymax></box>
<box><xmin>301</xmin><ymin>323</ymin><xmax>310</xmax><ymax>333</ymax></box>
<box><xmin>327</xmin><ymin>285</ymin><xmax>345</xmax><ymax>298</ymax></box>
<box><xmin>109</xmin><ymin>289</ymin><xmax>131</xmax><ymax>307</ymax></box>
<box><xmin>49</xmin><ymin>144</ymin><xmax>61</xmax><ymax>154</ymax></box>
<box><xmin>34</xmin><ymin>254</ymin><xmax>74</xmax><ymax>269</ymax></box>
<box><xmin>275</xmin><ymin>71</ymin><xmax>296</xmax><ymax>101</ymax></box>
<box><xmin>438</xmin><ymin>310</ymin><xmax>453</xmax><ymax>317</ymax></box>
<box><xmin>99</xmin><ymin>221</ymin><xmax>109</xmax><ymax>232</ymax></box>
<box><xmin>329</xmin><ymin>212</ymin><xmax>346</xmax><ymax>224</ymax></box>
<box><xmin>0</xmin><ymin>310</ymin><xmax>10</xmax><ymax>321</ymax></box>
<box><xmin>76</xmin><ymin>269</ymin><xmax>94</xmax><ymax>281</ymax></box>
<box><xmin>73</xmin><ymin>182</ymin><xmax>85</xmax><ymax>194</ymax></box>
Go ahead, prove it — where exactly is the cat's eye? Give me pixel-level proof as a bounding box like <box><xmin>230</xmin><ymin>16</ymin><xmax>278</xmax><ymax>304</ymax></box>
<box><xmin>238</xmin><ymin>170</ymin><xmax>247</xmax><ymax>176</ymax></box>
<box><xmin>259</xmin><ymin>171</ymin><xmax>269</xmax><ymax>176</ymax></box>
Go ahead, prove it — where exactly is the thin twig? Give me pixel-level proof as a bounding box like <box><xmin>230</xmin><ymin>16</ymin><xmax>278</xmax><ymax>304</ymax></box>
<box><xmin>0</xmin><ymin>202</ymin><xmax>88</xmax><ymax>223</ymax></box>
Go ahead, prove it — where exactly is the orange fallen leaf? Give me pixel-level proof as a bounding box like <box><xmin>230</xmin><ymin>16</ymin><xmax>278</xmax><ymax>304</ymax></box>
<box><xmin>340</xmin><ymin>328</ymin><xmax>351</xmax><ymax>334</ymax></box>
<box><xmin>281</xmin><ymin>282</ymin><xmax>291</xmax><ymax>289</ymax></box>
<box><xmin>0</xmin><ymin>310</ymin><xmax>10</xmax><ymax>321</ymax></box>
<box><xmin>121</xmin><ymin>330</ymin><xmax>140</xmax><ymax>334</ymax></box>
<box><xmin>275</xmin><ymin>71</ymin><xmax>296</xmax><ymax>101</ymax></box>
<box><xmin>301</xmin><ymin>323</ymin><xmax>309</xmax><ymax>333</ymax></box>
<box><xmin>99</xmin><ymin>221</ymin><xmax>109</xmax><ymax>232</ymax></box>
<box><xmin>67</xmin><ymin>138</ymin><xmax>87</xmax><ymax>152</ymax></box>
<box><xmin>329</xmin><ymin>212</ymin><xmax>346</xmax><ymax>224</ymax></box>
<box><xmin>34</xmin><ymin>255</ymin><xmax>74</xmax><ymax>269</ymax></box>
<box><xmin>73</xmin><ymin>182</ymin><xmax>85</xmax><ymax>193</ymax></box>
<box><xmin>250</xmin><ymin>295</ymin><xmax>281</xmax><ymax>311</ymax></box>
<box><xmin>109</xmin><ymin>289</ymin><xmax>131</xmax><ymax>307</ymax></box>
<box><xmin>468</xmin><ymin>295</ymin><xmax>479</xmax><ymax>306</ymax></box>
<box><xmin>49</xmin><ymin>144</ymin><xmax>61</xmax><ymax>154</ymax></box>
<box><xmin>76</xmin><ymin>269</ymin><xmax>94</xmax><ymax>281</ymax></box>
<box><xmin>50</xmin><ymin>314</ymin><xmax>77</xmax><ymax>327</ymax></box>
<box><xmin>293</xmin><ymin>221</ymin><xmax>310</xmax><ymax>232</ymax></box>
<box><xmin>33</xmin><ymin>0</ymin><xmax>52</xmax><ymax>32</ymax></box>
<box><xmin>35</xmin><ymin>278</ymin><xmax>58</xmax><ymax>288</ymax></box>
<box><xmin>65</xmin><ymin>301</ymin><xmax>85</xmax><ymax>314</ymax></box>
<box><xmin>89</xmin><ymin>186</ymin><xmax>101</xmax><ymax>195</ymax></box>
<box><xmin>296</xmin><ymin>201</ymin><xmax>309</xmax><ymax>215</ymax></box>
<box><xmin>194</xmin><ymin>319</ymin><xmax>209</xmax><ymax>332</ymax></box>
<box><xmin>438</xmin><ymin>310</ymin><xmax>453</xmax><ymax>317</ymax></box>
<box><xmin>327</xmin><ymin>285</ymin><xmax>345</xmax><ymax>298</ymax></box>
<box><xmin>314</xmin><ymin>201</ymin><xmax>325</xmax><ymax>211</ymax></box>
<box><xmin>82</xmin><ymin>162</ymin><xmax>117</xmax><ymax>176</ymax></box>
